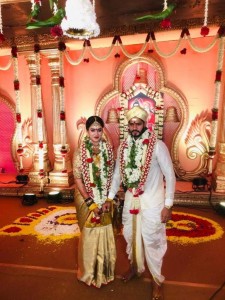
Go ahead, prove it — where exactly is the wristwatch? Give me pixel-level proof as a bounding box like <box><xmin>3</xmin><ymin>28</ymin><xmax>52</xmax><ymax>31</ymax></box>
<box><xmin>165</xmin><ymin>205</ymin><xmax>173</xmax><ymax>210</ymax></box>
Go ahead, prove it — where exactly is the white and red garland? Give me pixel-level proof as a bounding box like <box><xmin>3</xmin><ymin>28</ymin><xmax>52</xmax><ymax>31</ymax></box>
<box><xmin>80</xmin><ymin>138</ymin><xmax>114</xmax><ymax>207</ymax></box>
<box><xmin>12</xmin><ymin>46</ymin><xmax>24</xmax><ymax>172</ymax></box>
<box><xmin>34</xmin><ymin>44</ymin><xmax>45</xmax><ymax>190</ymax></box>
<box><xmin>119</xmin><ymin>130</ymin><xmax>157</xmax><ymax>214</ymax></box>
<box><xmin>58</xmin><ymin>41</ymin><xmax>68</xmax><ymax>172</ymax></box>
<box><xmin>201</xmin><ymin>0</ymin><xmax>209</xmax><ymax>37</ymax></box>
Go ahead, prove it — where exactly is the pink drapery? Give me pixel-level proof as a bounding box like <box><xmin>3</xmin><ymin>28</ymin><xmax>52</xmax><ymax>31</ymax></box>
<box><xmin>0</xmin><ymin>102</ymin><xmax>16</xmax><ymax>173</ymax></box>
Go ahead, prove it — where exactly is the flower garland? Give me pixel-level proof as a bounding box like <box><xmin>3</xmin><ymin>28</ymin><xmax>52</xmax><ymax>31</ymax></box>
<box><xmin>120</xmin><ymin>130</ymin><xmax>157</xmax><ymax>198</ymax></box>
<box><xmin>80</xmin><ymin>137</ymin><xmax>114</xmax><ymax>207</ymax></box>
<box><xmin>12</xmin><ymin>46</ymin><xmax>24</xmax><ymax>172</ymax></box>
<box><xmin>208</xmin><ymin>28</ymin><xmax>225</xmax><ymax>174</ymax></box>
<box><xmin>200</xmin><ymin>0</ymin><xmax>209</xmax><ymax>37</ymax></box>
<box><xmin>0</xmin><ymin>3</ymin><xmax>5</xmax><ymax>43</ymax></box>
<box><xmin>58</xmin><ymin>41</ymin><xmax>68</xmax><ymax>172</ymax></box>
<box><xmin>64</xmin><ymin>28</ymin><xmax>221</xmax><ymax>66</ymax></box>
<box><xmin>34</xmin><ymin>43</ymin><xmax>45</xmax><ymax>190</ymax></box>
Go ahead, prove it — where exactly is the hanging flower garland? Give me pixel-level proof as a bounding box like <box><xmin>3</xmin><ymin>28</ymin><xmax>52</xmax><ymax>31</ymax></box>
<box><xmin>58</xmin><ymin>41</ymin><xmax>68</xmax><ymax>172</ymax></box>
<box><xmin>201</xmin><ymin>0</ymin><xmax>209</xmax><ymax>37</ymax></box>
<box><xmin>34</xmin><ymin>43</ymin><xmax>45</xmax><ymax>190</ymax></box>
<box><xmin>208</xmin><ymin>27</ymin><xmax>225</xmax><ymax>174</ymax></box>
<box><xmin>64</xmin><ymin>29</ymin><xmax>220</xmax><ymax>66</ymax></box>
<box><xmin>12</xmin><ymin>46</ymin><xmax>24</xmax><ymax>172</ymax></box>
<box><xmin>0</xmin><ymin>3</ymin><xmax>5</xmax><ymax>43</ymax></box>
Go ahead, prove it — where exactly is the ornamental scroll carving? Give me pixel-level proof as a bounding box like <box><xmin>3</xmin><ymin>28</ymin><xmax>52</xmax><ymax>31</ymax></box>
<box><xmin>174</xmin><ymin>110</ymin><xmax>211</xmax><ymax>180</ymax></box>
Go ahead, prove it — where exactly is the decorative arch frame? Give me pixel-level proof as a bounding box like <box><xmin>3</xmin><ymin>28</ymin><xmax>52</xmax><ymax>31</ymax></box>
<box><xmin>95</xmin><ymin>55</ymin><xmax>190</xmax><ymax>179</ymax></box>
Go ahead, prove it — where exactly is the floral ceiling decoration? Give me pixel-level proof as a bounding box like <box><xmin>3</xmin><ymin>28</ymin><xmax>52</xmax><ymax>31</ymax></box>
<box><xmin>0</xmin><ymin>207</ymin><xmax>223</xmax><ymax>245</ymax></box>
<box><xmin>61</xmin><ymin>0</ymin><xmax>100</xmax><ymax>39</ymax></box>
<box><xmin>26</xmin><ymin>0</ymin><xmax>100</xmax><ymax>39</ymax></box>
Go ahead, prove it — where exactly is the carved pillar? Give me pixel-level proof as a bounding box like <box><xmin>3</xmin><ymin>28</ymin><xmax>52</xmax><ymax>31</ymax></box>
<box><xmin>46</xmin><ymin>51</ymin><xmax>74</xmax><ymax>187</ymax></box>
<box><xmin>213</xmin><ymin>96</ymin><xmax>225</xmax><ymax>192</ymax></box>
<box><xmin>26</xmin><ymin>53</ymin><xmax>51</xmax><ymax>185</ymax></box>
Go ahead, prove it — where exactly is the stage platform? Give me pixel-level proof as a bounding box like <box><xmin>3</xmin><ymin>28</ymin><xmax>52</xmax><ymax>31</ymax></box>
<box><xmin>0</xmin><ymin>174</ymin><xmax>224</xmax><ymax>207</ymax></box>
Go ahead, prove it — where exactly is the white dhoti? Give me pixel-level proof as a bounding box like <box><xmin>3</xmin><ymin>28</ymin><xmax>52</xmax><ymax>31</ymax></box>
<box><xmin>122</xmin><ymin>193</ymin><xmax>167</xmax><ymax>284</ymax></box>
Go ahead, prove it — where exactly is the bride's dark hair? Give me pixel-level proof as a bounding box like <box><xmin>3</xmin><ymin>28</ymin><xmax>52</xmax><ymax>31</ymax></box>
<box><xmin>86</xmin><ymin>116</ymin><xmax>104</xmax><ymax>130</ymax></box>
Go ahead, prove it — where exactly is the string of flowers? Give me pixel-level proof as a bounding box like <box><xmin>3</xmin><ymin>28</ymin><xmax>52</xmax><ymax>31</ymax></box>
<box><xmin>208</xmin><ymin>28</ymin><xmax>225</xmax><ymax>174</ymax></box>
<box><xmin>0</xmin><ymin>3</ymin><xmax>5</xmax><ymax>44</ymax></box>
<box><xmin>64</xmin><ymin>29</ymin><xmax>221</xmax><ymax>66</ymax></box>
<box><xmin>58</xmin><ymin>41</ymin><xmax>68</xmax><ymax>172</ymax></box>
<box><xmin>119</xmin><ymin>131</ymin><xmax>157</xmax><ymax>214</ymax></box>
<box><xmin>34</xmin><ymin>43</ymin><xmax>45</xmax><ymax>191</ymax></box>
<box><xmin>80</xmin><ymin>137</ymin><xmax>114</xmax><ymax>207</ymax></box>
<box><xmin>200</xmin><ymin>0</ymin><xmax>209</xmax><ymax>37</ymax></box>
<box><xmin>12</xmin><ymin>46</ymin><xmax>24</xmax><ymax>172</ymax></box>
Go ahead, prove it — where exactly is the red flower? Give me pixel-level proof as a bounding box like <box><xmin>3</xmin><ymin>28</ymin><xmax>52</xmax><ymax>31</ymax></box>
<box><xmin>160</xmin><ymin>19</ymin><xmax>171</xmax><ymax>29</ymax></box>
<box><xmin>212</xmin><ymin>109</ymin><xmax>218</xmax><ymax>120</ymax></box>
<box><xmin>129</xmin><ymin>209</ymin><xmax>139</xmax><ymax>215</ymax></box>
<box><xmin>39</xmin><ymin>141</ymin><xmax>43</xmax><ymax>149</ymax></box>
<box><xmin>3</xmin><ymin>226</ymin><xmax>22</xmax><ymax>233</ymax></box>
<box><xmin>0</xmin><ymin>33</ymin><xmax>5</xmax><ymax>43</ymax></box>
<box><xmin>17</xmin><ymin>145</ymin><xmax>24</xmax><ymax>155</ymax></box>
<box><xmin>86</xmin><ymin>158</ymin><xmax>93</xmax><ymax>163</ymax></box>
<box><xmin>59</xmin><ymin>76</ymin><xmax>64</xmax><ymax>87</ymax></box>
<box><xmin>215</xmin><ymin>71</ymin><xmax>222</xmax><ymax>82</ymax></box>
<box><xmin>60</xmin><ymin>111</ymin><xmax>65</xmax><ymax>120</ymax></box>
<box><xmin>90</xmin><ymin>183</ymin><xmax>96</xmax><ymax>187</ymax></box>
<box><xmin>39</xmin><ymin>170</ymin><xmax>45</xmax><ymax>178</ymax></box>
<box><xmin>58</xmin><ymin>41</ymin><xmax>66</xmax><ymax>51</ymax></box>
<box><xmin>19</xmin><ymin>217</ymin><xmax>33</xmax><ymax>223</ymax></box>
<box><xmin>36</xmin><ymin>75</ymin><xmax>41</xmax><ymax>85</ymax></box>
<box><xmin>180</xmin><ymin>48</ymin><xmax>187</xmax><ymax>55</ymax></box>
<box><xmin>16</xmin><ymin>113</ymin><xmax>21</xmax><ymax>123</ymax></box>
<box><xmin>91</xmin><ymin>217</ymin><xmax>101</xmax><ymax>224</ymax></box>
<box><xmin>217</xmin><ymin>26</ymin><xmax>225</xmax><ymax>37</ymax></box>
<box><xmin>34</xmin><ymin>43</ymin><xmax>40</xmax><ymax>53</ymax></box>
<box><xmin>117</xmin><ymin>107</ymin><xmax>123</xmax><ymax>111</ymax></box>
<box><xmin>50</xmin><ymin>25</ymin><xmax>63</xmax><ymax>37</ymax></box>
<box><xmin>60</xmin><ymin>147</ymin><xmax>68</xmax><ymax>155</ymax></box>
<box><xmin>143</xmin><ymin>139</ymin><xmax>149</xmax><ymax>145</ymax></box>
<box><xmin>14</xmin><ymin>80</ymin><xmax>20</xmax><ymax>90</ymax></box>
<box><xmin>11</xmin><ymin>46</ymin><xmax>18</xmax><ymax>58</ymax></box>
<box><xmin>106</xmin><ymin>160</ymin><xmax>111</xmax><ymax>166</ymax></box>
<box><xmin>37</xmin><ymin>110</ymin><xmax>42</xmax><ymax>118</ymax></box>
<box><xmin>200</xmin><ymin>26</ymin><xmax>210</xmax><ymax>37</ymax></box>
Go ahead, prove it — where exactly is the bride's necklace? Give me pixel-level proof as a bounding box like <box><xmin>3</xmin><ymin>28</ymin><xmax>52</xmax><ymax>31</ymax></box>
<box><xmin>92</xmin><ymin>144</ymin><xmax>100</xmax><ymax>155</ymax></box>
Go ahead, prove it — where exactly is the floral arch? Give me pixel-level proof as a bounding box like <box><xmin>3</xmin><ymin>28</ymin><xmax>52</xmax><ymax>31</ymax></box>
<box><xmin>95</xmin><ymin>54</ymin><xmax>190</xmax><ymax>180</ymax></box>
